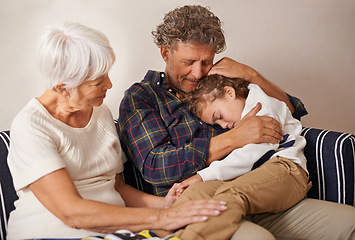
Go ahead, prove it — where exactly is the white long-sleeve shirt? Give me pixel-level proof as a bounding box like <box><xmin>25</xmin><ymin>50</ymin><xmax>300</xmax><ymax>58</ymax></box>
<box><xmin>198</xmin><ymin>84</ymin><xmax>307</xmax><ymax>181</ymax></box>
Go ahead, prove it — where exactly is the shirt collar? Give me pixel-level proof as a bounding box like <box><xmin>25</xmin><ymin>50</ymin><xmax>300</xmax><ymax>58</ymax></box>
<box><xmin>144</xmin><ymin>70</ymin><xmax>177</xmax><ymax>94</ymax></box>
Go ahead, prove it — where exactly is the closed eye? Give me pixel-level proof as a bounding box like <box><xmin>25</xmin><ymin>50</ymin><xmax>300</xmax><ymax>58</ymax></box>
<box><xmin>212</xmin><ymin>112</ymin><xmax>222</xmax><ymax>123</ymax></box>
<box><xmin>202</xmin><ymin>61</ymin><xmax>212</xmax><ymax>67</ymax></box>
<box><xmin>184</xmin><ymin>61</ymin><xmax>194</xmax><ymax>66</ymax></box>
<box><xmin>95</xmin><ymin>81</ymin><xmax>103</xmax><ymax>86</ymax></box>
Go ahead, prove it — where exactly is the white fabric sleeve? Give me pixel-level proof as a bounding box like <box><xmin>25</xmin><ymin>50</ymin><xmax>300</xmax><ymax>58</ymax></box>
<box><xmin>198</xmin><ymin>142</ymin><xmax>278</xmax><ymax>181</ymax></box>
<box><xmin>8</xmin><ymin>111</ymin><xmax>66</xmax><ymax>190</ymax></box>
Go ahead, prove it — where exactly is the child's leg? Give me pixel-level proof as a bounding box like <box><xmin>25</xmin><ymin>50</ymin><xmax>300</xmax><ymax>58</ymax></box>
<box><xmin>175</xmin><ymin>156</ymin><xmax>311</xmax><ymax>240</ymax></box>
<box><xmin>154</xmin><ymin>180</ymin><xmax>224</xmax><ymax>238</ymax></box>
<box><xmin>174</xmin><ymin>180</ymin><xmax>224</xmax><ymax>204</ymax></box>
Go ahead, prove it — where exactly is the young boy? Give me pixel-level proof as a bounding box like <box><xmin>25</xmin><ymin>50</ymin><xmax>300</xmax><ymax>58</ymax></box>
<box><xmin>180</xmin><ymin>74</ymin><xmax>308</xmax><ymax>185</ymax></box>
<box><xmin>168</xmin><ymin>74</ymin><xmax>312</xmax><ymax>240</ymax></box>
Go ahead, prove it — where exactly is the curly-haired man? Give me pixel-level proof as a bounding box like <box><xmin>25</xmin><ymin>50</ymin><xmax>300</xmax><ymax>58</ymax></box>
<box><xmin>118</xmin><ymin>5</ymin><xmax>355</xmax><ymax>240</ymax></box>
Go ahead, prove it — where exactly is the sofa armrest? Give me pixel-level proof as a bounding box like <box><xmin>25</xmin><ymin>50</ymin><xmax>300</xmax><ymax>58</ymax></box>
<box><xmin>301</xmin><ymin>127</ymin><xmax>355</xmax><ymax>206</ymax></box>
<box><xmin>0</xmin><ymin>131</ymin><xmax>18</xmax><ymax>240</ymax></box>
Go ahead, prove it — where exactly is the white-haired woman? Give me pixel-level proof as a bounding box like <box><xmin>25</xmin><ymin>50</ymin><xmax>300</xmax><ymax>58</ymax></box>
<box><xmin>6</xmin><ymin>22</ymin><xmax>226</xmax><ymax>239</ymax></box>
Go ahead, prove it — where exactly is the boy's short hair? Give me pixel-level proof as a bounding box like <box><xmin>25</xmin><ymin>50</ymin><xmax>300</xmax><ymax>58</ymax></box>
<box><xmin>186</xmin><ymin>74</ymin><xmax>249</xmax><ymax>118</ymax></box>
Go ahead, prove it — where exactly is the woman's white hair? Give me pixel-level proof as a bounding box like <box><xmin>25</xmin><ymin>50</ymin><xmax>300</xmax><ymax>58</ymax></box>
<box><xmin>38</xmin><ymin>22</ymin><xmax>115</xmax><ymax>90</ymax></box>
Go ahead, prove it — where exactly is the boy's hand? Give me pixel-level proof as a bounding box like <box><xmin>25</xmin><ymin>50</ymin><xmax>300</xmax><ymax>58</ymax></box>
<box><xmin>176</xmin><ymin>174</ymin><xmax>203</xmax><ymax>196</ymax></box>
<box><xmin>163</xmin><ymin>183</ymin><xmax>181</xmax><ymax>208</ymax></box>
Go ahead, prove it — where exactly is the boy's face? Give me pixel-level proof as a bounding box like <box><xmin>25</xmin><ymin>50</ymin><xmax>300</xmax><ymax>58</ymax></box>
<box><xmin>200</xmin><ymin>86</ymin><xmax>245</xmax><ymax>129</ymax></box>
<box><xmin>161</xmin><ymin>42</ymin><xmax>215</xmax><ymax>93</ymax></box>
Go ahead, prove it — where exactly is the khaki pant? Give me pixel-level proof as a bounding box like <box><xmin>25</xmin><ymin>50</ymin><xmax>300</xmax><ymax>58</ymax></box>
<box><xmin>232</xmin><ymin>198</ymin><xmax>355</xmax><ymax>240</ymax></box>
<box><xmin>173</xmin><ymin>156</ymin><xmax>311</xmax><ymax>240</ymax></box>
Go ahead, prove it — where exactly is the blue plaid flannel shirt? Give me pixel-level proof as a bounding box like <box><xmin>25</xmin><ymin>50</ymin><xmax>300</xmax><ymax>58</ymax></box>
<box><xmin>118</xmin><ymin>70</ymin><xmax>308</xmax><ymax>196</ymax></box>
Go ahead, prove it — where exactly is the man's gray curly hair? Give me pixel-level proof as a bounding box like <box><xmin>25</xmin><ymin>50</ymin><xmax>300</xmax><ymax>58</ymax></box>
<box><xmin>152</xmin><ymin>5</ymin><xmax>226</xmax><ymax>54</ymax></box>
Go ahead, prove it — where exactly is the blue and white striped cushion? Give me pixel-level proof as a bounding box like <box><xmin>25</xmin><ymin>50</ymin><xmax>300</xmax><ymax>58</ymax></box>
<box><xmin>301</xmin><ymin>127</ymin><xmax>355</xmax><ymax>206</ymax></box>
<box><xmin>0</xmin><ymin>131</ymin><xmax>17</xmax><ymax>240</ymax></box>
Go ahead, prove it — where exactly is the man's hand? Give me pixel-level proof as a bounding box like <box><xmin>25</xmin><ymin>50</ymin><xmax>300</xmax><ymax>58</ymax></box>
<box><xmin>232</xmin><ymin>102</ymin><xmax>284</xmax><ymax>145</ymax></box>
<box><xmin>176</xmin><ymin>174</ymin><xmax>203</xmax><ymax>197</ymax></box>
<box><xmin>208</xmin><ymin>57</ymin><xmax>259</xmax><ymax>83</ymax></box>
<box><xmin>209</xmin><ymin>57</ymin><xmax>295</xmax><ymax>113</ymax></box>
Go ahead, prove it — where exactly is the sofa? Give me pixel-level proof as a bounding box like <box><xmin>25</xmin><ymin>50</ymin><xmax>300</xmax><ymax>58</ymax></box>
<box><xmin>0</xmin><ymin>126</ymin><xmax>354</xmax><ymax>240</ymax></box>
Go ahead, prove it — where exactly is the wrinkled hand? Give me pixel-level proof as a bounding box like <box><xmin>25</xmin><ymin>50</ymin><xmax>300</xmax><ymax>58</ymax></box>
<box><xmin>230</xmin><ymin>102</ymin><xmax>284</xmax><ymax>146</ymax></box>
<box><xmin>158</xmin><ymin>199</ymin><xmax>227</xmax><ymax>231</ymax></box>
<box><xmin>162</xmin><ymin>183</ymin><xmax>181</xmax><ymax>208</ymax></box>
<box><xmin>208</xmin><ymin>57</ymin><xmax>258</xmax><ymax>82</ymax></box>
<box><xmin>176</xmin><ymin>175</ymin><xmax>203</xmax><ymax>197</ymax></box>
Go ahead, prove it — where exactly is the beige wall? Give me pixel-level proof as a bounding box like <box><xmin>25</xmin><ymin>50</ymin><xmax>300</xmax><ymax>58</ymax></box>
<box><xmin>1</xmin><ymin>0</ymin><xmax>354</xmax><ymax>134</ymax></box>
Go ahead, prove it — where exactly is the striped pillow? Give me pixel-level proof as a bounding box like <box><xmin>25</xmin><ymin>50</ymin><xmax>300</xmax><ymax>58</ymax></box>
<box><xmin>301</xmin><ymin>127</ymin><xmax>355</xmax><ymax>206</ymax></box>
<box><xmin>0</xmin><ymin>131</ymin><xmax>17</xmax><ymax>240</ymax></box>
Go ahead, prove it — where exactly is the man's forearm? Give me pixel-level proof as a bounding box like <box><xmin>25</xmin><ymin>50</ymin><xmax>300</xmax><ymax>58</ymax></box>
<box><xmin>250</xmin><ymin>72</ymin><xmax>295</xmax><ymax>114</ymax></box>
<box><xmin>207</xmin><ymin>130</ymin><xmax>240</xmax><ymax>165</ymax></box>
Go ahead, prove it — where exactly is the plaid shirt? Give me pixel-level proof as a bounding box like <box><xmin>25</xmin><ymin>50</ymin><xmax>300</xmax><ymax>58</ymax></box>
<box><xmin>118</xmin><ymin>70</ymin><xmax>308</xmax><ymax>196</ymax></box>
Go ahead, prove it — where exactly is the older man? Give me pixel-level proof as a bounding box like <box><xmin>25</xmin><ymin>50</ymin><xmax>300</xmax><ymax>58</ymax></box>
<box><xmin>118</xmin><ymin>5</ymin><xmax>355</xmax><ymax>240</ymax></box>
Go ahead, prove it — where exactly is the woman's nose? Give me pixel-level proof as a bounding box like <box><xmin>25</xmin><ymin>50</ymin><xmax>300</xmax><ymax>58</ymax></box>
<box><xmin>103</xmin><ymin>76</ymin><xmax>113</xmax><ymax>90</ymax></box>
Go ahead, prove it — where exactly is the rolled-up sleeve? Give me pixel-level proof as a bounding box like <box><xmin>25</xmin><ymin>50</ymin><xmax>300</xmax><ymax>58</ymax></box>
<box><xmin>287</xmin><ymin>93</ymin><xmax>308</xmax><ymax>120</ymax></box>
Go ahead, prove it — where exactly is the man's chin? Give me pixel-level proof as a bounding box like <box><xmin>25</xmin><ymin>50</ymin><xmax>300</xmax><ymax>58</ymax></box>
<box><xmin>182</xmin><ymin>83</ymin><xmax>199</xmax><ymax>92</ymax></box>
<box><xmin>182</xmin><ymin>87</ymin><xmax>196</xmax><ymax>93</ymax></box>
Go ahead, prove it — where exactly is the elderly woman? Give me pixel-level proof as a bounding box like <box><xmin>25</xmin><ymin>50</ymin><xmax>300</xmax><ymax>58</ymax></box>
<box><xmin>6</xmin><ymin>22</ymin><xmax>226</xmax><ymax>239</ymax></box>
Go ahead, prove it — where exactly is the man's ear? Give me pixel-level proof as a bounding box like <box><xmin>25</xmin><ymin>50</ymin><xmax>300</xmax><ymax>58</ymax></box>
<box><xmin>224</xmin><ymin>86</ymin><xmax>236</xmax><ymax>99</ymax></box>
<box><xmin>160</xmin><ymin>46</ymin><xmax>170</xmax><ymax>63</ymax></box>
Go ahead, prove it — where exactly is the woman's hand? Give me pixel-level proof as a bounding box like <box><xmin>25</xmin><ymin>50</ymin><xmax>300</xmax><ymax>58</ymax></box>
<box><xmin>176</xmin><ymin>175</ymin><xmax>203</xmax><ymax>196</ymax></box>
<box><xmin>158</xmin><ymin>199</ymin><xmax>227</xmax><ymax>231</ymax></box>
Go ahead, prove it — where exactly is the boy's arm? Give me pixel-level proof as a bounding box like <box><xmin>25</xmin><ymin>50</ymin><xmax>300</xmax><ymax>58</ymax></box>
<box><xmin>199</xmin><ymin>143</ymin><xmax>277</xmax><ymax>181</ymax></box>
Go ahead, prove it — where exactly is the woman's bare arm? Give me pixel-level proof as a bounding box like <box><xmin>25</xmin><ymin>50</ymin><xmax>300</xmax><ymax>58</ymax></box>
<box><xmin>29</xmin><ymin>169</ymin><xmax>226</xmax><ymax>233</ymax></box>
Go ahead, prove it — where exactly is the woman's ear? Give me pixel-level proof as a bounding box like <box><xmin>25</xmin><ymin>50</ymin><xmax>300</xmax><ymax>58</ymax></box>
<box><xmin>224</xmin><ymin>86</ymin><xmax>236</xmax><ymax>99</ymax></box>
<box><xmin>160</xmin><ymin>46</ymin><xmax>170</xmax><ymax>63</ymax></box>
<box><xmin>54</xmin><ymin>83</ymin><xmax>69</xmax><ymax>98</ymax></box>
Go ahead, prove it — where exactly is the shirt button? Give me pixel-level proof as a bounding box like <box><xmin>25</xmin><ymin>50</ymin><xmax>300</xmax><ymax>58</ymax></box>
<box><xmin>168</xmin><ymin>89</ymin><xmax>172</xmax><ymax>92</ymax></box>
<box><xmin>161</xmin><ymin>73</ymin><xmax>165</xmax><ymax>77</ymax></box>
<box><xmin>157</xmin><ymin>82</ymin><xmax>160</xmax><ymax>85</ymax></box>
<box><xmin>199</xmin><ymin>121</ymin><xmax>203</xmax><ymax>125</ymax></box>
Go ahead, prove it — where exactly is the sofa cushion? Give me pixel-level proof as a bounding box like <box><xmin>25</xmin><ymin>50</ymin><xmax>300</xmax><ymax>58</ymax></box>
<box><xmin>0</xmin><ymin>127</ymin><xmax>354</xmax><ymax>239</ymax></box>
<box><xmin>301</xmin><ymin>127</ymin><xmax>355</xmax><ymax>206</ymax></box>
<box><xmin>0</xmin><ymin>131</ymin><xmax>17</xmax><ymax>240</ymax></box>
